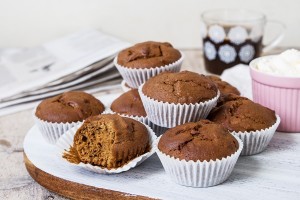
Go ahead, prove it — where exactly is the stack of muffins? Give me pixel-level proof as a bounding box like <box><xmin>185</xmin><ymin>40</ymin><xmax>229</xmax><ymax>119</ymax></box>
<box><xmin>111</xmin><ymin>41</ymin><xmax>280</xmax><ymax>187</ymax></box>
<box><xmin>111</xmin><ymin>41</ymin><xmax>185</xmax><ymax>135</ymax></box>
<box><xmin>35</xmin><ymin>90</ymin><xmax>157</xmax><ymax>173</ymax></box>
<box><xmin>34</xmin><ymin>41</ymin><xmax>280</xmax><ymax>187</ymax></box>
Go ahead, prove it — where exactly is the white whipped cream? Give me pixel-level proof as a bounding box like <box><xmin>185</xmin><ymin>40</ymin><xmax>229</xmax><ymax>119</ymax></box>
<box><xmin>253</xmin><ymin>49</ymin><xmax>300</xmax><ymax>77</ymax></box>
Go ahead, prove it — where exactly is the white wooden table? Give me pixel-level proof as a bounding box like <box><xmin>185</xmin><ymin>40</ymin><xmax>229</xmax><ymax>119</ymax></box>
<box><xmin>1</xmin><ymin>49</ymin><xmax>299</xmax><ymax>200</ymax></box>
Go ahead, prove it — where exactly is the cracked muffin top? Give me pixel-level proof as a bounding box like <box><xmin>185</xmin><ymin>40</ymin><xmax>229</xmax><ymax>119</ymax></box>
<box><xmin>35</xmin><ymin>91</ymin><xmax>105</xmax><ymax>123</ymax></box>
<box><xmin>207</xmin><ymin>75</ymin><xmax>240</xmax><ymax>96</ymax></box>
<box><xmin>142</xmin><ymin>71</ymin><xmax>218</xmax><ymax>104</ymax></box>
<box><xmin>158</xmin><ymin>119</ymin><xmax>239</xmax><ymax>162</ymax></box>
<box><xmin>117</xmin><ymin>41</ymin><xmax>181</xmax><ymax>69</ymax></box>
<box><xmin>208</xmin><ymin>93</ymin><xmax>276</xmax><ymax>132</ymax></box>
<box><xmin>111</xmin><ymin>89</ymin><xmax>147</xmax><ymax>117</ymax></box>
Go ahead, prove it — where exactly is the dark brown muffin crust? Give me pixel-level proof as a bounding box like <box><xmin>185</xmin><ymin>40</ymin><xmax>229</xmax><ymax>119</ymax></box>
<box><xmin>142</xmin><ymin>71</ymin><xmax>218</xmax><ymax>104</ymax></box>
<box><xmin>63</xmin><ymin>114</ymin><xmax>149</xmax><ymax>169</ymax></box>
<box><xmin>35</xmin><ymin>91</ymin><xmax>105</xmax><ymax>123</ymax></box>
<box><xmin>111</xmin><ymin>89</ymin><xmax>147</xmax><ymax>117</ymax></box>
<box><xmin>158</xmin><ymin>119</ymin><xmax>239</xmax><ymax>162</ymax></box>
<box><xmin>208</xmin><ymin>93</ymin><xmax>276</xmax><ymax>132</ymax></box>
<box><xmin>207</xmin><ymin>75</ymin><xmax>240</xmax><ymax>96</ymax></box>
<box><xmin>117</xmin><ymin>41</ymin><xmax>181</xmax><ymax>69</ymax></box>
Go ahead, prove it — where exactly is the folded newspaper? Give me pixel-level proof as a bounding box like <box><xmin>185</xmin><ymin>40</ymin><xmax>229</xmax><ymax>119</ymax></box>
<box><xmin>0</xmin><ymin>29</ymin><xmax>131</xmax><ymax>116</ymax></box>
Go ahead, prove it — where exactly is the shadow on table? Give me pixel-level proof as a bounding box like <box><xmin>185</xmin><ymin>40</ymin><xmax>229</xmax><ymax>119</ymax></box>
<box><xmin>266</xmin><ymin>131</ymin><xmax>298</xmax><ymax>153</ymax></box>
<box><xmin>224</xmin><ymin>155</ymin><xmax>261</xmax><ymax>185</ymax></box>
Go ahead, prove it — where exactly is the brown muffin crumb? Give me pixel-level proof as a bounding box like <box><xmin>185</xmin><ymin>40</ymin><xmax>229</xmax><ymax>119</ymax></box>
<box><xmin>208</xmin><ymin>93</ymin><xmax>276</xmax><ymax>132</ymax></box>
<box><xmin>117</xmin><ymin>41</ymin><xmax>181</xmax><ymax>69</ymax></box>
<box><xmin>63</xmin><ymin>114</ymin><xmax>149</xmax><ymax>169</ymax></box>
<box><xmin>35</xmin><ymin>91</ymin><xmax>105</xmax><ymax>123</ymax></box>
<box><xmin>158</xmin><ymin>119</ymin><xmax>239</xmax><ymax>162</ymax></box>
<box><xmin>142</xmin><ymin>71</ymin><xmax>218</xmax><ymax>104</ymax></box>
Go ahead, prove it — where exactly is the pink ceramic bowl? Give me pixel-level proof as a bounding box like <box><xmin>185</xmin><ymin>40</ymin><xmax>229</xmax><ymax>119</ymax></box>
<box><xmin>250</xmin><ymin>56</ymin><xmax>300</xmax><ymax>132</ymax></box>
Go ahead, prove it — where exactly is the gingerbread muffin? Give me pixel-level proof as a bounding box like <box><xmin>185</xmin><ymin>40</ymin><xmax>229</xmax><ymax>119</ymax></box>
<box><xmin>36</xmin><ymin>91</ymin><xmax>105</xmax><ymax>123</ymax></box>
<box><xmin>117</xmin><ymin>41</ymin><xmax>181</xmax><ymax>69</ymax></box>
<box><xmin>158</xmin><ymin>120</ymin><xmax>239</xmax><ymax>161</ymax></box>
<box><xmin>142</xmin><ymin>71</ymin><xmax>218</xmax><ymax>104</ymax></box>
<box><xmin>208</xmin><ymin>93</ymin><xmax>280</xmax><ymax>156</ymax></box>
<box><xmin>34</xmin><ymin>91</ymin><xmax>105</xmax><ymax>144</ymax></box>
<box><xmin>156</xmin><ymin>119</ymin><xmax>242</xmax><ymax>187</ymax></box>
<box><xmin>208</xmin><ymin>93</ymin><xmax>276</xmax><ymax>132</ymax></box>
<box><xmin>114</xmin><ymin>41</ymin><xmax>183</xmax><ymax>88</ymax></box>
<box><xmin>63</xmin><ymin>114</ymin><xmax>150</xmax><ymax>169</ymax></box>
<box><xmin>111</xmin><ymin>89</ymin><xmax>146</xmax><ymax>117</ymax></box>
<box><xmin>207</xmin><ymin>75</ymin><xmax>240</xmax><ymax>96</ymax></box>
<box><xmin>139</xmin><ymin>71</ymin><xmax>220</xmax><ymax>128</ymax></box>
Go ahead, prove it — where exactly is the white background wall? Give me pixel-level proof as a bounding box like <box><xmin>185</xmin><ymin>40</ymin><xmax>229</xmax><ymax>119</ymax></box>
<box><xmin>0</xmin><ymin>0</ymin><xmax>299</xmax><ymax>49</ymax></box>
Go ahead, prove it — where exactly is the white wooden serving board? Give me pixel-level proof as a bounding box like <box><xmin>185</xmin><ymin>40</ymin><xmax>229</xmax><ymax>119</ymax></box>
<box><xmin>23</xmin><ymin>93</ymin><xmax>300</xmax><ymax>200</ymax></box>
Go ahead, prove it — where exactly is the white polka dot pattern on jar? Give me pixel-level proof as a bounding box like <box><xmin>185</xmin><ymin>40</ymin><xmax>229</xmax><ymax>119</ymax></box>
<box><xmin>228</xmin><ymin>26</ymin><xmax>248</xmax><ymax>45</ymax></box>
<box><xmin>204</xmin><ymin>41</ymin><xmax>217</xmax><ymax>60</ymax></box>
<box><xmin>208</xmin><ymin>25</ymin><xmax>226</xmax><ymax>44</ymax></box>
<box><xmin>218</xmin><ymin>44</ymin><xmax>237</xmax><ymax>64</ymax></box>
<box><xmin>239</xmin><ymin>44</ymin><xmax>255</xmax><ymax>63</ymax></box>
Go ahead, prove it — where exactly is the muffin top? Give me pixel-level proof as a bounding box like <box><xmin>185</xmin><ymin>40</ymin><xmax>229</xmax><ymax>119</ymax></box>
<box><xmin>208</xmin><ymin>93</ymin><xmax>276</xmax><ymax>132</ymax></box>
<box><xmin>64</xmin><ymin>114</ymin><xmax>149</xmax><ymax>169</ymax></box>
<box><xmin>35</xmin><ymin>91</ymin><xmax>105</xmax><ymax>123</ymax></box>
<box><xmin>117</xmin><ymin>41</ymin><xmax>181</xmax><ymax>69</ymax></box>
<box><xmin>158</xmin><ymin>119</ymin><xmax>239</xmax><ymax>162</ymax></box>
<box><xmin>111</xmin><ymin>89</ymin><xmax>147</xmax><ymax>117</ymax></box>
<box><xmin>142</xmin><ymin>71</ymin><xmax>218</xmax><ymax>104</ymax></box>
<box><xmin>207</xmin><ymin>76</ymin><xmax>240</xmax><ymax>96</ymax></box>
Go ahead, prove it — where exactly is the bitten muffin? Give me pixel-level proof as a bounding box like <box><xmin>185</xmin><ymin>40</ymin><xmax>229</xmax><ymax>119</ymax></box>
<box><xmin>117</xmin><ymin>41</ymin><xmax>181</xmax><ymax>69</ymax></box>
<box><xmin>207</xmin><ymin>76</ymin><xmax>240</xmax><ymax>96</ymax></box>
<box><xmin>142</xmin><ymin>71</ymin><xmax>218</xmax><ymax>104</ymax></box>
<box><xmin>35</xmin><ymin>91</ymin><xmax>105</xmax><ymax>123</ymax></box>
<box><xmin>111</xmin><ymin>89</ymin><xmax>146</xmax><ymax>117</ymax></box>
<box><xmin>63</xmin><ymin>114</ymin><xmax>150</xmax><ymax>169</ymax></box>
<box><xmin>158</xmin><ymin>119</ymin><xmax>239</xmax><ymax>162</ymax></box>
<box><xmin>208</xmin><ymin>93</ymin><xmax>276</xmax><ymax>132</ymax></box>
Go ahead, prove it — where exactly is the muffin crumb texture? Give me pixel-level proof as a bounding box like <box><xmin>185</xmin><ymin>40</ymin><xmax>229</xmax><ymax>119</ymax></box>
<box><xmin>63</xmin><ymin>114</ymin><xmax>149</xmax><ymax>169</ymax></box>
<box><xmin>117</xmin><ymin>41</ymin><xmax>181</xmax><ymax>69</ymax></box>
<box><xmin>208</xmin><ymin>94</ymin><xmax>276</xmax><ymax>132</ymax></box>
<box><xmin>158</xmin><ymin>120</ymin><xmax>239</xmax><ymax>162</ymax></box>
<box><xmin>142</xmin><ymin>71</ymin><xmax>218</xmax><ymax>104</ymax></box>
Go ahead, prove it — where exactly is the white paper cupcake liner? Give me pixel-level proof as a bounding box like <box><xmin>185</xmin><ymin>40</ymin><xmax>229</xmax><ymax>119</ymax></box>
<box><xmin>155</xmin><ymin>134</ymin><xmax>243</xmax><ymax>187</ymax></box>
<box><xmin>121</xmin><ymin>80</ymin><xmax>132</xmax><ymax>92</ymax></box>
<box><xmin>56</xmin><ymin>121</ymin><xmax>157</xmax><ymax>174</ymax></box>
<box><xmin>139</xmin><ymin>84</ymin><xmax>220</xmax><ymax>128</ymax></box>
<box><xmin>114</xmin><ymin>52</ymin><xmax>184</xmax><ymax>88</ymax></box>
<box><xmin>231</xmin><ymin>115</ymin><xmax>281</xmax><ymax>156</ymax></box>
<box><xmin>33</xmin><ymin>112</ymin><xmax>82</xmax><ymax>144</ymax></box>
<box><xmin>147</xmin><ymin>120</ymin><xmax>169</xmax><ymax>136</ymax></box>
<box><xmin>107</xmin><ymin>108</ymin><xmax>168</xmax><ymax>136</ymax></box>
